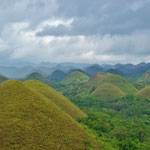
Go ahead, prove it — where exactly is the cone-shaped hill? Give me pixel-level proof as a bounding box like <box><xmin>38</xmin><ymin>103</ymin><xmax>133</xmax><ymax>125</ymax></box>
<box><xmin>85</xmin><ymin>72</ymin><xmax>138</xmax><ymax>95</ymax></box>
<box><xmin>136</xmin><ymin>86</ymin><xmax>150</xmax><ymax>99</ymax></box>
<box><xmin>26</xmin><ymin>72</ymin><xmax>49</xmax><ymax>83</ymax></box>
<box><xmin>0</xmin><ymin>74</ymin><xmax>8</xmax><ymax>83</ymax></box>
<box><xmin>62</xmin><ymin>71</ymin><xmax>89</xmax><ymax>85</ymax></box>
<box><xmin>91</xmin><ymin>83</ymin><xmax>126</xmax><ymax>101</ymax></box>
<box><xmin>49</xmin><ymin>70</ymin><xmax>67</xmax><ymax>82</ymax></box>
<box><xmin>0</xmin><ymin>80</ymin><xmax>100</xmax><ymax>150</ymax></box>
<box><xmin>24</xmin><ymin>80</ymin><xmax>87</xmax><ymax>119</ymax></box>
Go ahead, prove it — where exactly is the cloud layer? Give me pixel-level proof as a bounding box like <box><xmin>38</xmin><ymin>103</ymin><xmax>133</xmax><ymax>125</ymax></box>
<box><xmin>0</xmin><ymin>0</ymin><xmax>150</xmax><ymax>64</ymax></box>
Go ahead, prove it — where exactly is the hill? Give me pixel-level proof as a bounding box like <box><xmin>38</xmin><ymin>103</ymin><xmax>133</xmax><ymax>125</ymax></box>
<box><xmin>62</xmin><ymin>71</ymin><xmax>89</xmax><ymax>85</ymax></box>
<box><xmin>91</xmin><ymin>83</ymin><xmax>126</xmax><ymax>100</ymax></box>
<box><xmin>136</xmin><ymin>86</ymin><xmax>150</xmax><ymax>99</ymax></box>
<box><xmin>24</xmin><ymin>80</ymin><xmax>87</xmax><ymax>119</ymax></box>
<box><xmin>0</xmin><ymin>74</ymin><xmax>8</xmax><ymax>83</ymax></box>
<box><xmin>0</xmin><ymin>80</ymin><xmax>100</xmax><ymax>150</ymax></box>
<box><xmin>138</xmin><ymin>70</ymin><xmax>150</xmax><ymax>85</ymax></box>
<box><xmin>85</xmin><ymin>72</ymin><xmax>138</xmax><ymax>95</ymax></box>
<box><xmin>49</xmin><ymin>70</ymin><xmax>67</xmax><ymax>81</ymax></box>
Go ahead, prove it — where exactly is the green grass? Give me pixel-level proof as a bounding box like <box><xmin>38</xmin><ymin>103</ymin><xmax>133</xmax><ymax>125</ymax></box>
<box><xmin>91</xmin><ymin>83</ymin><xmax>126</xmax><ymax>101</ymax></box>
<box><xmin>85</xmin><ymin>72</ymin><xmax>138</xmax><ymax>95</ymax></box>
<box><xmin>62</xmin><ymin>71</ymin><xmax>89</xmax><ymax>85</ymax></box>
<box><xmin>24</xmin><ymin>80</ymin><xmax>87</xmax><ymax>119</ymax></box>
<box><xmin>136</xmin><ymin>86</ymin><xmax>150</xmax><ymax>99</ymax></box>
<box><xmin>0</xmin><ymin>80</ymin><xmax>100</xmax><ymax>150</ymax></box>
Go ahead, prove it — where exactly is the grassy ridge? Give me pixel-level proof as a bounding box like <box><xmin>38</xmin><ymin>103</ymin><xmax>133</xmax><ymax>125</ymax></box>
<box><xmin>24</xmin><ymin>80</ymin><xmax>87</xmax><ymax>119</ymax></box>
<box><xmin>0</xmin><ymin>80</ymin><xmax>100</xmax><ymax>150</ymax></box>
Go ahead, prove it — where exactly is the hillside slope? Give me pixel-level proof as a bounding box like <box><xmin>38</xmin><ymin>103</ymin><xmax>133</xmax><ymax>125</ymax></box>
<box><xmin>136</xmin><ymin>86</ymin><xmax>150</xmax><ymax>99</ymax></box>
<box><xmin>85</xmin><ymin>72</ymin><xmax>138</xmax><ymax>95</ymax></box>
<box><xmin>24</xmin><ymin>80</ymin><xmax>87</xmax><ymax>119</ymax></box>
<box><xmin>62</xmin><ymin>71</ymin><xmax>89</xmax><ymax>85</ymax></box>
<box><xmin>91</xmin><ymin>83</ymin><xmax>126</xmax><ymax>100</ymax></box>
<box><xmin>0</xmin><ymin>80</ymin><xmax>100</xmax><ymax>150</ymax></box>
<box><xmin>49</xmin><ymin>70</ymin><xmax>67</xmax><ymax>81</ymax></box>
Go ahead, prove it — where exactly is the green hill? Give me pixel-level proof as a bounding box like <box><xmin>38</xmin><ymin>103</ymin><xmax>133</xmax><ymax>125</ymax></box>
<box><xmin>0</xmin><ymin>74</ymin><xmax>8</xmax><ymax>83</ymax></box>
<box><xmin>136</xmin><ymin>86</ymin><xmax>150</xmax><ymax>99</ymax></box>
<box><xmin>25</xmin><ymin>72</ymin><xmax>49</xmax><ymax>83</ymax></box>
<box><xmin>0</xmin><ymin>80</ymin><xmax>100</xmax><ymax>150</ymax></box>
<box><xmin>91</xmin><ymin>83</ymin><xmax>126</xmax><ymax>100</ymax></box>
<box><xmin>85</xmin><ymin>72</ymin><xmax>138</xmax><ymax>95</ymax></box>
<box><xmin>62</xmin><ymin>71</ymin><xmax>89</xmax><ymax>85</ymax></box>
<box><xmin>24</xmin><ymin>80</ymin><xmax>87</xmax><ymax>119</ymax></box>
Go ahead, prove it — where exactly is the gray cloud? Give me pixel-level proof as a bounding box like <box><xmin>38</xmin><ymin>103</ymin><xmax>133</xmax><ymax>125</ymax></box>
<box><xmin>0</xmin><ymin>0</ymin><xmax>150</xmax><ymax>64</ymax></box>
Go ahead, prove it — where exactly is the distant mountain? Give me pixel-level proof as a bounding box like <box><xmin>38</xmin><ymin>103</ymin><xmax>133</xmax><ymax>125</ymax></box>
<box><xmin>136</xmin><ymin>86</ymin><xmax>150</xmax><ymax>99</ymax></box>
<box><xmin>0</xmin><ymin>74</ymin><xmax>8</xmax><ymax>83</ymax></box>
<box><xmin>49</xmin><ymin>70</ymin><xmax>67</xmax><ymax>82</ymax></box>
<box><xmin>84</xmin><ymin>64</ymin><xmax>104</xmax><ymax>76</ymax></box>
<box><xmin>0</xmin><ymin>80</ymin><xmax>100</xmax><ymax>150</ymax></box>
<box><xmin>106</xmin><ymin>69</ymin><xmax>124</xmax><ymax>76</ymax></box>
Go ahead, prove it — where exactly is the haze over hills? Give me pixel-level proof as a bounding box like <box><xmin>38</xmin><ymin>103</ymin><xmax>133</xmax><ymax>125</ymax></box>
<box><xmin>0</xmin><ymin>80</ymin><xmax>101</xmax><ymax>150</ymax></box>
<box><xmin>0</xmin><ymin>74</ymin><xmax>8</xmax><ymax>83</ymax></box>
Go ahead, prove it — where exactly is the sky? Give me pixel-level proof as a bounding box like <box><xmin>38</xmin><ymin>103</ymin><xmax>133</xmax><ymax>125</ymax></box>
<box><xmin>0</xmin><ymin>0</ymin><xmax>150</xmax><ymax>64</ymax></box>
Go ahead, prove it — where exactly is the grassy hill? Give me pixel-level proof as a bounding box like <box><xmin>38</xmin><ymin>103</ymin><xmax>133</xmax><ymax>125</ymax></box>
<box><xmin>136</xmin><ymin>86</ymin><xmax>150</xmax><ymax>99</ymax></box>
<box><xmin>138</xmin><ymin>70</ymin><xmax>150</xmax><ymax>85</ymax></box>
<box><xmin>91</xmin><ymin>83</ymin><xmax>126</xmax><ymax>101</ymax></box>
<box><xmin>0</xmin><ymin>80</ymin><xmax>100</xmax><ymax>150</ymax></box>
<box><xmin>62</xmin><ymin>71</ymin><xmax>89</xmax><ymax>86</ymax></box>
<box><xmin>0</xmin><ymin>74</ymin><xmax>8</xmax><ymax>83</ymax></box>
<box><xmin>85</xmin><ymin>72</ymin><xmax>138</xmax><ymax>95</ymax></box>
<box><xmin>24</xmin><ymin>80</ymin><xmax>87</xmax><ymax>119</ymax></box>
<box><xmin>25</xmin><ymin>72</ymin><xmax>49</xmax><ymax>83</ymax></box>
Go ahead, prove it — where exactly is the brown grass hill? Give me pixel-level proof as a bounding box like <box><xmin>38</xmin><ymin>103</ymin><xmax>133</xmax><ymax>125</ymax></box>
<box><xmin>24</xmin><ymin>80</ymin><xmax>87</xmax><ymax>119</ymax></box>
<box><xmin>136</xmin><ymin>86</ymin><xmax>150</xmax><ymax>99</ymax></box>
<box><xmin>0</xmin><ymin>74</ymin><xmax>8</xmax><ymax>83</ymax></box>
<box><xmin>84</xmin><ymin>72</ymin><xmax>138</xmax><ymax>95</ymax></box>
<box><xmin>0</xmin><ymin>80</ymin><xmax>100</xmax><ymax>150</ymax></box>
<box><xmin>61</xmin><ymin>71</ymin><xmax>89</xmax><ymax>86</ymax></box>
<box><xmin>91</xmin><ymin>83</ymin><xmax>126</xmax><ymax>101</ymax></box>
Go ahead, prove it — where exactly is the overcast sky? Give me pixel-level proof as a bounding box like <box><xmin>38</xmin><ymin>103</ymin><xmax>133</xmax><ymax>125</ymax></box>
<box><xmin>0</xmin><ymin>0</ymin><xmax>150</xmax><ymax>64</ymax></box>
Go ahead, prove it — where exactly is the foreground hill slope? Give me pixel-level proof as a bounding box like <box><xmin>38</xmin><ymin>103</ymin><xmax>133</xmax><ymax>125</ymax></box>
<box><xmin>136</xmin><ymin>86</ymin><xmax>150</xmax><ymax>99</ymax></box>
<box><xmin>24</xmin><ymin>80</ymin><xmax>87</xmax><ymax>119</ymax></box>
<box><xmin>0</xmin><ymin>80</ymin><xmax>100</xmax><ymax>150</ymax></box>
<box><xmin>91</xmin><ymin>83</ymin><xmax>126</xmax><ymax>100</ymax></box>
<box><xmin>0</xmin><ymin>74</ymin><xmax>8</xmax><ymax>83</ymax></box>
<box><xmin>85</xmin><ymin>72</ymin><xmax>138</xmax><ymax>95</ymax></box>
<box><xmin>62</xmin><ymin>71</ymin><xmax>89</xmax><ymax>85</ymax></box>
